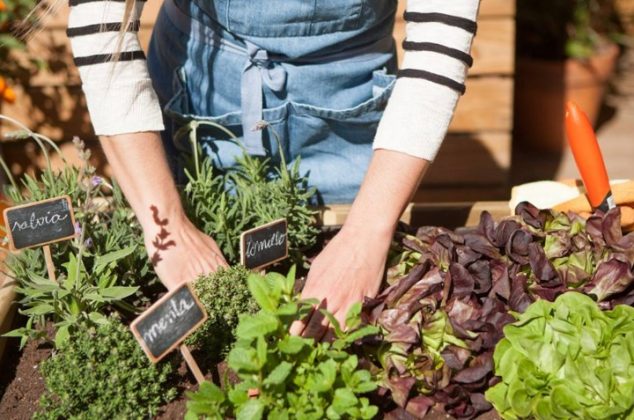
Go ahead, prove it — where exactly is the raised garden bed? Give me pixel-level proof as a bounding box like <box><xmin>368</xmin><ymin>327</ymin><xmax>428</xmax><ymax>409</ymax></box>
<box><xmin>1</xmin><ymin>126</ymin><xmax>634</xmax><ymax>419</ymax></box>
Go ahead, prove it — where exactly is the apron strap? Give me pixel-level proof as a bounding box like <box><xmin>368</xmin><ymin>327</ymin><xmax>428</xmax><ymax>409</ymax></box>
<box><xmin>241</xmin><ymin>41</ymin><xmax>287</xmax><ymax>155</ymax></box>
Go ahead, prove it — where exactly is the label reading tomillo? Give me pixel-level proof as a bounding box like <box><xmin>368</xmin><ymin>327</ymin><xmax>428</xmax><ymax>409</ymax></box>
<box><xmin>240</xmin><ymin>218</ymin><xmax>288</xmax><ymax>270</ymax></box>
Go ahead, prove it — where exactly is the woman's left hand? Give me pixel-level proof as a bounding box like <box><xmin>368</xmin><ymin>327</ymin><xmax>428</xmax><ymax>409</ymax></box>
<box><xmin>289</xmin><ymin>222</ymin><xmax>392</xmax><ymax>339</ymax></box>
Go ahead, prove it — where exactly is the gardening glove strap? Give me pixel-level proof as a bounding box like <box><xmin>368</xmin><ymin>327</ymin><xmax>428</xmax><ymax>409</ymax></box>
<box><xmin>241</xmin><ymin>41</ymin><xmax>287</xmax><ymax>156</ymax></box>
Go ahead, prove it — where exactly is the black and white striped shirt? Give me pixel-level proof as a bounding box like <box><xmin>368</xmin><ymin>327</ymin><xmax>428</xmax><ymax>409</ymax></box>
<box><xmin>67</xmin><ymin>0</ymin><xmax>480</xmax><ymax>160</ymax></box>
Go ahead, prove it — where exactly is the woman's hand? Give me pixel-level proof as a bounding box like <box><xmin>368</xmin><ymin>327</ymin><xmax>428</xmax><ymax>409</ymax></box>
<box><xmin>99</xmin><ymin>131</ymin><xmax>228</xmax><ymax>290</ymax></box>
<box><xmin>291</xmin><ymin>149</ymin><xmax>430</xmax><ymax>338</ymax></box>
<box><xmin>289</xmin><ymin>223</ymin><xmax>391</xmax><ymax>339</ymax></box>
<box><xmin>143</xmin><ymin>209</ymin><xmax>227</xmax><ymax>291</ymax></box>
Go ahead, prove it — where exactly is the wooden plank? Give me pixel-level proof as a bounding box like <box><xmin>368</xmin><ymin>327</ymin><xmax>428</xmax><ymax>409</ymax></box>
<box><xmin>479</xmin><ymin>0</ymin><xmax>516</xmax><ymax>17</ymax></box>
<box><xmin>0</xmin><ymin>266</ymin><xmax>16</xmax><ymax>365</ymax></box>
<box><xmin>423</xmin><ymin>132</ymin><xmax>511</xmax><ymax>186</ymax></box>
<box><xmin>316</xmin><ymin>201</ymin><xmax>511</xmax><ymax>228</ymax></box>
<box><xmin>414</xmin><ymin>186</ymin><xmax>511</xmax><ymax>203</ymax></box>
<box><xmin>450</xmin><ymin>77</ymin><xmax>514</xmax><ymax>132</ymax></box>
<box><xmin>394</xmin><ymin>11</ymin><xmax>516</xmax><ymax>75</ymax></box>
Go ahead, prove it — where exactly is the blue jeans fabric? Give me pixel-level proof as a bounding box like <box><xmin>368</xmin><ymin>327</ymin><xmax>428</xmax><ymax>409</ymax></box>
<box><xmin>147</xmin><ymin>0</ymin><xmax>398</xmax><ymax>204</ymax></box>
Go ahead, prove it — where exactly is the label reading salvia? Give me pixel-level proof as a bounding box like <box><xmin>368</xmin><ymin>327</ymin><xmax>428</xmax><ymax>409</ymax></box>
<box><xmin>3</xmin><ymin>196</ymin><xmax>77</xmax><ymax>250</ymax></box>
<box><xmin>240</xmin><ymin>218</ymin><xmax>288</xmax><ymax>270</ymax></box>
<box><xmin>130</xmin><ymin>284</ymin><xmax>207</xmax><ymax>363</ymax></box>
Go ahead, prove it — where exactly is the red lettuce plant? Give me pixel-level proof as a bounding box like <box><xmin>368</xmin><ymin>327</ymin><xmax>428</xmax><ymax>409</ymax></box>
<box><xmin>361</xmin><ymin>202</ymin><xmax>634</xmax><ymax>419</ymax></box>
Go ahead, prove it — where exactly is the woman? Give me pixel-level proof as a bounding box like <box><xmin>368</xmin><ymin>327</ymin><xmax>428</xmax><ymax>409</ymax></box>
<box><xmin>66</xmin><ymin>0</ymin><xmax>480</xmax><ymax>338</ymax></box>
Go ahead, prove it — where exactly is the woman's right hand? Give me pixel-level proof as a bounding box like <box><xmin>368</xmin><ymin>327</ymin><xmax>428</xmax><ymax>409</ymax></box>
<box><xmin>98</xmin><ymin>131</ymin><xmax>228</xmax><ymax>291</ymax></box>
<box><xmin>143</xmin><ymin>210</ymin><xmax>228</xmax><ymax>291</ymax></box>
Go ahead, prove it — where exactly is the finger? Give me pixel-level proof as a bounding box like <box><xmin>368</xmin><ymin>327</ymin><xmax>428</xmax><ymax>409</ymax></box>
<box><xmin>289</xmin><ymin>319</ymin><xmax>306</xmax><ymax>336</ymax></box>
<box><xmin>301</xmin><ymin>300</ymin><xmax>330</xmax><ymax>341</ymax></box>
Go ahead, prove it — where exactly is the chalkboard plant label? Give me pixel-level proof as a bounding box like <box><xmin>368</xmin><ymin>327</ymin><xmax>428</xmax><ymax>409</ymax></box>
<box><xmin>240</xmin><ymin>218</ymin><xmax>288</xmax><ymax>270</ymax></box>
<box><xmin>131</xmin><ymin>283</ymin><xmax>208</xmax><ymax>363</ymax></box>
<box><xmin>3</xmin><ymin>195</ymin><xmax>77</xmax><ymax>250</ymax></box>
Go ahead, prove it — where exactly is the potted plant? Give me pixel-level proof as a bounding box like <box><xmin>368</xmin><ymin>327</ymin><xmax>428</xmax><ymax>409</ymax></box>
<box><xmin>514</xmin><ymin>0</ymin><xmax>624</xmax><ymax>153</ymax></box>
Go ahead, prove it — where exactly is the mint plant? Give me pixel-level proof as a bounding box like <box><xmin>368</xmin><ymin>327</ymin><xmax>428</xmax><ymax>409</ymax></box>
<box><xmin>185</xmin><ymin>265</ymin><xmax>259</xmax><ymax>360</ymax></box>
<box><xmin>36</xmin><ymin>318</ymin><xmax>176</xmax><ymax>420</ymax></box>
<box><xmin>185</xmin><ymin>268</ymin><xmax>380</xmax><ymax>420</ymax></box>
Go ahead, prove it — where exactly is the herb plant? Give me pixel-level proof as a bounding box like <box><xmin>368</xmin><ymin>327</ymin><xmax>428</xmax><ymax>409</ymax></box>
<box><xmin>179</xmin><ymin>121</ymin><xmax>318</xmax><ymax>265</ymax></box>
<box><xmin>185</xmin><ymin>265</ymin><xmax>259</xmax><ymax>360</ymax></box>
<box><xmin>0</xmin><ymin>125</ymin><xmax>154</xmax><ymax>347</ymax></box>
<box><xmin>486</xmin><ymin>292</ymin><xmax>634</xmax><ymax>419</ymax></box>
<box><xmin>185</xmin><ymin>268</ymin><xmax>380</xmax><ymax>420</ymax></box>
<box><xmin>36</xmin><ymin>318</ymin><xmax>177</xmax><ymax>420</ymax></box>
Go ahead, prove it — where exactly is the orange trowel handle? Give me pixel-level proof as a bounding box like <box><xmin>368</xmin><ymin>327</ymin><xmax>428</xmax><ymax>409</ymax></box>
<box><xmin>565</xmin><ymin>101</ymin><xmax>614</xmax><ymax>212</ymax></box>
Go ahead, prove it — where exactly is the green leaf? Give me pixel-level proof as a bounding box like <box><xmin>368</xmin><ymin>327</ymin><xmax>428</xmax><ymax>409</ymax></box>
<box><xmin>236</xmin><ymin>398</ymin><xmax>264</xmax><ymax>420</ymax></box>
<box><xmin>99</xmin><ymin>286</ymin><xmax>138</xmax><ymax>300</ymax></box>
<box><xmin>248</xmin><ymin>274</ymin><xmax>278</xmax><ymax>312</ymax></box>
<box><xmin>344</xmin><ymin>302</ymin><xmax>362</xmax><ymax>330</ymax></box>
<box><xmin>55</xmin><ymin>324</ymin><xmax>70</xmax><ymax>348</ymax></box>
<box><xmin>263</xmin><ymin>361</ymin><xmax>293</xmax><ymax>386</ymax></box>
<box><xmin>228</xmin><ymin>347</ymin><xmax>259</xmax><ymax>373</ymax></box>
<box><xmin>236</xmin><ymin>313</ymin><xmax>280</xmax><ymax>340</ymax></box>
<box><xmin>319</xmin><ymin>309</ymin><xmax>342</xmax><ymax>337</ymax></box>
<box><xmin>94</xmin><ymin>246</ymin><xmax>136</xmax><ymax>272</ymax></box>
<box><xmin>21</xmin><ymin>303</ymin><xmax>54</xmax><ymax>316</ymax></box>
<box><xmin>278</xmin><ymin>335</ymin><xmax>309</xmax><ymax>354</ymax></box>
<box><xmin>284</xmin><ymin>265</ymin><xmax>296</xmax><ymax>295</ymax></box>
<box><xmin>331</xmin><ymin>388</ymin><xmax>359</xmax><ymax>414</ymax></box>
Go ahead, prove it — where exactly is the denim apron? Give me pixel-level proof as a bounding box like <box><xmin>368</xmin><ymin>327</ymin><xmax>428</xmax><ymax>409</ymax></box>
<box><xmin>147</xmin><ymin>0</ymin><xmax>398</xmax><ymax>204</ymax></box>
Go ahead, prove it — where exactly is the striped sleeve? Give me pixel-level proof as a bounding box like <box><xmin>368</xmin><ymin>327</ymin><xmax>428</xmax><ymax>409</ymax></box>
<box><xmin>373</xmin><ymin>0</ymin><xmax>481</xmax><ymax>161</ymax></box>
<box><xmin>67</xmin><ymin>0</ymin><xmax>164</xmax><ymax>136</ymax></box>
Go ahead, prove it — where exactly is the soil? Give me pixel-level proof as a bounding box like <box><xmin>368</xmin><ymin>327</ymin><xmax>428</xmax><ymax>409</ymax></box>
<box><xmin>0</xmin><ymin>317</ymin><xmax>201</xmax><ymax>420</ymax></box>
<box><xmin>0</xmin><ymin>336</ymin><xmax>50</xmax><ymax>420</ymax></box>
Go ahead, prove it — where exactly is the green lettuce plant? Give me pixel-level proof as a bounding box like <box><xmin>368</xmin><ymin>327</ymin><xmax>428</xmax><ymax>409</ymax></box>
<box><xmin>36</xmin><ymin>318</ymin><xmax>176</xmax><ymax>420</ymax></box>
<box><xmin>486</xmin><ymin>292</ymin><xmax>634</xmax><ymax>419</ymax></box>
<box><xmin>185</xmin><ymin>268</ymin><xmax>380</xmax><ymax>420</ymax></box>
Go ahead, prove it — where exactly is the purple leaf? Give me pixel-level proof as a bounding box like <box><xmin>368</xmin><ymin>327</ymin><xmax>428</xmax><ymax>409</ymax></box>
<box><xmin>452</xmin><ymin>352</ymin><xmax>493</xmax><ymax>384</ymax></box>
<box><xmin>449</xmin><ymin>263</ymin><xmax>475</xmax><ymax>298</ymax></box>
<box><xmin>506</xmin><ymin>229</ymin><xmax>533</xmax><ymax>264</ymax></box>
<box><xmin>515</xmin><ymin>201</ymin><xmax>546</xmax><ymax>229</ymax></box>
<box><xmin>489</xmin><ymin>261</ymin><xmax>511</xmax><ymax>301</ymax></box>
<box><xmin>586</xmin><ymin>258</ymin><xmax>634</xmax><ymax>301</ymax></box>
<box><xmin>382</xmin><ymin>261</ymin><xmax>431</xmax><ymax>307</ymax></box>
<box><xmin>469</xmin><ymin>260</ymin><xmax>492</xmax><ymax>295</ymax></box>
<box><xmin>528</xmin><ymin>242</ymin><xmax>559</xmax><ymax>283</ymax></box>
<box><xmin>387</xmin><ymin>376</ymin><xmax>417</xmax><ymax>407</ymax></box>
<box><xmin>385</xmin><ymin>324</ymin><xmax>420</xmax><ymax>344</ymax></box>
<box><xmin>509</xmin><ymin>273</ymin><xmax>533</xmax><ymax>312</ymax></box>
<box><xmin>464</xmin><ymin>234</ymin><xmax>502</xmax><ymax>260</ymax></box>
<box><xmin>456</xmin><ymin>245</ymin><xmax>482</xmax><ymax>266</ymax></box>
<box><xmin>495</xmin><ymin>220</ymin><xmax>522</xmax><ymax>248</ymax></box>
<box><xmin>405</xmin><ymin>396</ymin><xmax>434</xmax><ymax>418</ymax></box>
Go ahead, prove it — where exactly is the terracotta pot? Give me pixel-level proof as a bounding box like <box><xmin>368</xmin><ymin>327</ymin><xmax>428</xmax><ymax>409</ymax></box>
<box><xmin>514</xmin><ymin>42</ymin><xmax>620</xmax><ymax>153</ymax></box>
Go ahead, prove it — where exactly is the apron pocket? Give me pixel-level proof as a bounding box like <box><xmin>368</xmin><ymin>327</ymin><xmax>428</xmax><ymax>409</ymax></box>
<box><xmin>164</xmin><ymin>66</ymin><xmax>291</xmax><ymax>169</ymax></box>
<box><xmin>285</xmin><ymin>69</ymin><xmax>396</xmax><ymax>204</ymax></box>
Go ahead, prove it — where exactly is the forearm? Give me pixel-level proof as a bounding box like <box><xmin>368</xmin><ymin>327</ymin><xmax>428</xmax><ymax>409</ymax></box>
<box><xmin>99</xmin><ymin>131</ymin><xmax>184</xmax><ymax>232</ymax></box>
<box><xmin>344</xmin><ymin>149</ymin><xmax>429</xmax><ymax>237</ymax></box>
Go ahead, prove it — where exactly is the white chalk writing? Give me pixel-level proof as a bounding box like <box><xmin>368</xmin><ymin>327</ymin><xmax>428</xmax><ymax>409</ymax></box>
<box><xmin>142</xmin><ymin>297</ymin><xmax>196</xmax><ymax>344</ymax></box>
<box><xmin>246</xmin><ymin>230</ymin><xmax>286</xmax><ymax>258</ymax></box>
<box><xmin>11</xmin><ymin>211</ymin><xmax>69</xmax><ymax>232</ymax></box>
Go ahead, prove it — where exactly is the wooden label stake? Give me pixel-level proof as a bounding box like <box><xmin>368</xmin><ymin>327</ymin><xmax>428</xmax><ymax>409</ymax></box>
<box><xmin>43</xmin><ymin>245</ymin><xmax>57</xmax><ymax>283</ymax></box>
<box><xmin>180</xmin><ymin>344</ymin><xmax>206</xmax><ymax>385</ymax></box>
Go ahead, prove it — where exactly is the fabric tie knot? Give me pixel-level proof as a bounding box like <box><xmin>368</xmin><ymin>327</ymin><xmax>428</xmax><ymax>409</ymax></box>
<box><xmin>241</xmin><ymin>41</ymin><xmax>287</xmax><ymax>155</ymax></box>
